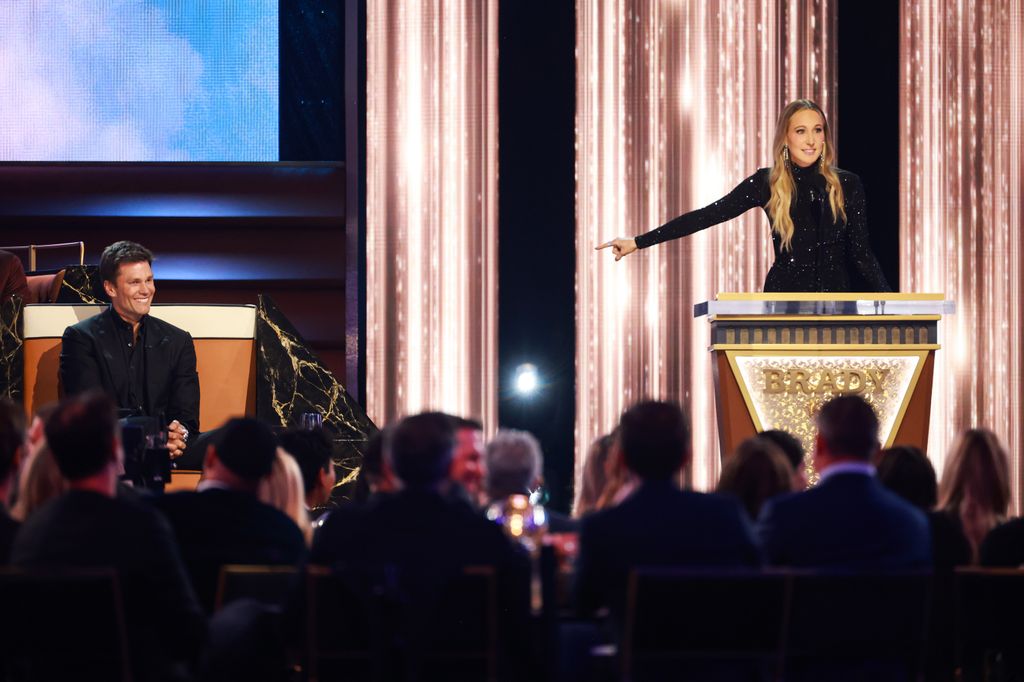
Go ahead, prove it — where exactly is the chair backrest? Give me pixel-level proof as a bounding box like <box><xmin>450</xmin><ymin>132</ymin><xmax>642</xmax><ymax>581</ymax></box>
<box><xmin>0</xmin><ymin>241</ymin><xmax>84</xmax><ymax>271</ymax></box>
<box><xmin>954</xmin><ymin>567</ymin><xmax>1024</xmax><ymax>675</ymax></box>
<box><xmin>0</xmin><ymin>567</ymin><xmax>132</xmax><ymax>682</ymax></box>
<box><xmin>305</xmin><ymin>563</ymin><xmax>499</xmax><ymax>682</ymax></box>
<box><xmin>785</xmin><ymin>572</ymin><xmax>932</xmax><ymax>678</ymax></box>
<box><xmin>622</xmin><ymin>568</ymin><xmax>790</xmax><ymax>681</ymax></box>
<box><xmin>215</xmin><ymin>564</ymin><xmax>299</xmax><ymax>612</ymax></box>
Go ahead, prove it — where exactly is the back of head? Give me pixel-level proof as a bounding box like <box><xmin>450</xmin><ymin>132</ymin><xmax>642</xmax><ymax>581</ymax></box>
<box><xmin>213</xmin><ymin>418</ymin><xmax>278</xmax><ymax>483</ymax></box>
<box><xmin>718</xmin><ymin>437</ymin><xmax>794</xmax><ymax>519</ymax></box>
<box><xmin>759</xmin><ymin>429</ymin><xmax>805</xmax><ymax>473</ymax></box>
<box><xmin>816</xmin><ymin>395</ymin><xmax>880</xmax><ymax>460</ymax></box>
<box><xmin>619</xmin><ymin>401</ymin><xmax>690</xmax><ymax>481</ymax></box>
<box><xmin>876</xmin><ymin>445</ymin><xmax>936</xmax><ymax>510</ymax></box>
<box><xmin>45</xmin><ymin>391</ymin><xmax>117</xmax><ymax>481</ymax></box>
<box><xmin>0</xmin><ymin>398</ymin><xmax>25</xmax><ymax>483</ymax></box>
<box><xmin>259</xmin><ymin>450</ymin><xmax>312</xmax><ymax>544</ymax></box>
<box><xmin>485</xmin><ymin>429</ymin><xmax>543</xmax><ymax>499</ymax></box>
<box><xmin>938</xmin><ymin>428</ymin><xmax>1011</xmax><ymax>516</ymax></box>
<box><xmin>278</xmin><ymin>428</ymin><xmax>333</xmax><ymax>496</ymax></box>
<box><xmin>388</xmin><ymin>412</ymin><xmax>454</xmax><ymax>489</ymax></box>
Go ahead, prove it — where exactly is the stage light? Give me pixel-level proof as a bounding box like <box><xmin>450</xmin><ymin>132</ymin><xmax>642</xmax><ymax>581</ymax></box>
<box><xmin>514</xmin><ymin>364</ymin><xmax>540</xmax><ymax>396</ymax></box>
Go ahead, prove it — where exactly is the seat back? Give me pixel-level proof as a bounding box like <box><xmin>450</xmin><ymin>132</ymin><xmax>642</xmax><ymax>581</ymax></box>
<box><xmin>785</xmin><ymin>572</ymin><xmax>931</xmax><ymax>678</ymax></box>
<box><xmin>954</xmin><ymin>567</ymin><xmax>1024</xmax><ymax>677</ymax></box>
<box><xmin>0</xmin><ymin>241</ymin><xmax>84</xmax><ymax>271</ymax></box>
<box><xmin>215</xmin><ymin>564</ymin><xmax>299</xmax><ymax>612</ymax></box>
<box><xmin>622</xmin><ymin>568</ymin><xmax>790</xmax><ymax>681</ymax></box>
<box><xmin>0</xmin><ymin>567</ymin><xmax>132</xmax><ymax>682</ymax></box>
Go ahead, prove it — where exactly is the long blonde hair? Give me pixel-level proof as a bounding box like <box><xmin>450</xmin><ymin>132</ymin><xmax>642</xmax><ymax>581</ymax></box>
<box><xmin>766</xmin><ymin>99</ymin><xmax>846</xmax><ymax>252</ymax></box>
<box><xmin>260</xmin><ymin>449</ymin><xmax>313</xmax><ymax>546</ymax></box>
<box><xmin>938</xmin><ymin>429</ymin><xmax>1011</xmax><ymax>562</ymax></box>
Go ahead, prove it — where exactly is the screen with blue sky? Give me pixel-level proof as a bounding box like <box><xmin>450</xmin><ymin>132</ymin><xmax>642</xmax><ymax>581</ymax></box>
<box><xmin>0</xmin><ymin>0</ymin><xmax>279</xmax><ymax>161</ymax></box>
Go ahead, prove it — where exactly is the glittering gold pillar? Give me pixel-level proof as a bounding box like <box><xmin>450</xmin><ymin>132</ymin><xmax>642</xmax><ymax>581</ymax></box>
<box><xmin>366</xmin><ymin>1</ymin><xmax>499</xmax><ymax>429</ymax></box>
<box><xmin>575</xmin><ymin>0</ymin><xmax>836</xmax><ymax>493</ymax></box>
<box><xmin>900</xmin><ymin>0</ymin><xmax>1024</xmax><ymax>510</ymax></box>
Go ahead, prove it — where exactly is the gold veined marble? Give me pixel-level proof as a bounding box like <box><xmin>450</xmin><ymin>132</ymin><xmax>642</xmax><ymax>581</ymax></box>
<box><xmin>0</xmin><ymin>296</ymin><xmax>24</xmax><ymax>403</ymax></box>
<box><xmin>255</xmin><ymin>296</ymin><xmax>377</xmax><ymax>501</ymax></box>
<box><xmin>730</xmin><ymin>352</ymin><xmax>927</xmax><ymax>484</ymax></box>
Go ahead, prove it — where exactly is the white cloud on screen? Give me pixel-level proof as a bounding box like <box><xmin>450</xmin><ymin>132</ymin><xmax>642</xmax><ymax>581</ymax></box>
<box><xmin>0</xmin><ymin>0</ymin><xmax>278</xmax><ymax>161</ymax></box>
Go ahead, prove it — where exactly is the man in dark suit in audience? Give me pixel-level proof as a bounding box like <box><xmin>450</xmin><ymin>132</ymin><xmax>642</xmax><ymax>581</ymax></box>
<box><xmin>757</xmin><ymin>395</ymin><xmax>931</xmax><ymax>569</ymax></box>
<box><xmin>574</xmin><ymin>401</ymin><xmax>760</xmax><ymax>619</ymax></box>
<box><xmin>11</xmin><ymin>391</ymin><xmax>205</xmax><ymax>678</ymax></box>
<box><xmin>310</xmin><ymin>412</ymin><xmax>530</xmax><ymax>675</ymax></box>
<box><xmin>0</xmin><ymin>399</ymin><xmax>26</xmax><ymax>563</ymax></box>
<box><xmin>155</xmin><ymin>418</ymin><xmax>307</xmax><ymax>612</ymax></box>
<box><xmin>279</xmin><ymin>427</ymin><xmax>336</xmax><ymax>514</ymax></box>
<box><xmin>59</xmin><ymin>240</ymin><xmax>199</xmax><ymax>463</ymax></box>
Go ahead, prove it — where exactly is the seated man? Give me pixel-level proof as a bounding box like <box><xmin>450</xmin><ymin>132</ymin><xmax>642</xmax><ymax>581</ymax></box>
<box><xmin>0</xmin><ymin>399</ymin><xmax>25</xmax><ymax>563</ymax></box>
<box><xmin>757</xmin><ymin>395</ymin><xmax>931</xmax><ymax>569</ymax></box>
<box><xmin>11</xmin><ymin>391</ymin><xmax>205</xmax><ymax>678</ymax></box>
<box><xmin>574</xmin><ymin>401</ymin><xmax>760</xmax><ymax>619</ymax></box>
<box><xmin>279</xmin><ymin>427</ymin><xmax>336</xmax><ymax>514</ymax></box>
<box><xmin>154</xmin><ymin>417</ymin><xmax>307</xmax><ymax>613</ymax></box>
<box><xmin>59</xmin><ymin>240</ymin><xmax>198</xmax><ymax>462</ymax></box>
<box><xmin>484</xmin><ymin>428</ymin><xmax>578</xmax><ymax>533</ymax></box>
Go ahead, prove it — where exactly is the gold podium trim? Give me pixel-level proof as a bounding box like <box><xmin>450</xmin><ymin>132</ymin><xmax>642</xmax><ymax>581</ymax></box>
<box><xmin>723</xmin><ymin>349</ymin><xmax>931</xmax><ymax>448</ymax></box>
<box><xmin>715</xmin><ymin>292</ymin><xmax>946</xmax><ymax>301</ymax></box>
<box><xmin>712</xmin><ymin>315</ymin><xmax>942</xmax><ymax>323</ymax></box>
<box><xmin>712</xmin><ymin>343</ymin><xmax>940</xmax><ymax>351</ymax></box>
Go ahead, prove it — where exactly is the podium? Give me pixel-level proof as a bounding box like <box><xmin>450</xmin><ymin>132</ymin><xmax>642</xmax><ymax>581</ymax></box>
<box><xmin>695</xmin><ymin>293</ymin><xmax>955</xmax><ymax>479</ymax></box>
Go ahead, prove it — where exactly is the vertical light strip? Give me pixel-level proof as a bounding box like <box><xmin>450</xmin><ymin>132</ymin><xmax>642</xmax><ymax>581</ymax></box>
<box><xmin>900</xmin><ymin>0</ymin><xmax>1024</xmax><ymax>511</ymax></box>
<box><xmin>366</xmin><ymin>1</ymin><xmax>499</xmax><ymax>431</ymax></box>
<box><xmin>576</xmin><ymin>0</ymin><xmax>835</xmax><ymax>495</ymax></box>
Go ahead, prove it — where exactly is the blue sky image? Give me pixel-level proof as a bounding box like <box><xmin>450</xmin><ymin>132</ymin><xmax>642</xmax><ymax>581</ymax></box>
<box><xmin>0</xmin><ymin>0</ymin><xmax>279</xmax><ymax>161</ymax></box>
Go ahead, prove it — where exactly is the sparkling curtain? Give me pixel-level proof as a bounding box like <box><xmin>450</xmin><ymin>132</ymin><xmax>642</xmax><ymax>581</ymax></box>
<box><xmin>900</xmin><ymin>0</ymin><xmax>1024</xmax><ymax>510</ymax></box>
<box><xmin>575</xmin><ymin>0</ymin><xmax>837</xmax><ymax>492</ymax></box>
<box><xmin>366</xmin><ymin>1</ymin><xmax>499</xmax><ymax>429</ymax></box>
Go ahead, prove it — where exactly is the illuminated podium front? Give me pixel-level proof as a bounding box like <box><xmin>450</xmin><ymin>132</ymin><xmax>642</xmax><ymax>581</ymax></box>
<box><xmin>694</xmin><ymin>293</ymin><xmax>955</xmax><ymax>480</ymax></box>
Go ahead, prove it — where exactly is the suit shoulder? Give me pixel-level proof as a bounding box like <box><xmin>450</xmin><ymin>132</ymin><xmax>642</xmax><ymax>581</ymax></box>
<box><xmin>63</xmin><ymin>311</ymin><xmax>106</xmax><ymax>337</ymax></box>
<box><xmin>834</xmin><ymin>168</ymin><xmax>863</xmax><ymax>186</ymax></box>
<box><xmin>147</xmin><ymin>314</ymin><xmax>192</xmax><ymax>339</ymax></box>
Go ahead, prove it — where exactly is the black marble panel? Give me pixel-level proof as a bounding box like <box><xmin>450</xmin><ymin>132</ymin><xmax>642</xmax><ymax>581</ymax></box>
<box><xmin>256</xmin><ymin>294</ymin><xmax>376</xmax><ymax>502</ymax></box>
<box><xmin>0</xmin><ymin>296</ymin><xmax>23</xmax><ymax>404</ymax></box>
<box><xmin>55</xmin><ymin>265</ymin><xmax>108</xmax><ymax>304</ymax></box>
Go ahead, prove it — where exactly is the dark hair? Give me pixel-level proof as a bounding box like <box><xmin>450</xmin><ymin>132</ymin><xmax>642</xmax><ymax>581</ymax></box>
<box><xmin>876</xmin><ymin>445</ymin><xmax>936</xmax><ymax>509</ymax></box>
<box><xmin>389</xmin><ymin>412</ymin><xmax>454</xmax><ymax>488</ymax></box>
<box><xmin>816</xmin><ymin>395</ymin><xmax>880</xmax><ymax>460</ymax></box>
<box><xmin>213</xmin><ymin>418</ymin><xmax>278</xmax><ymax>482</ymax></box>
<box><xmin>45</xmin><ymin>391</ymin><xmax>118</xmax><ymax>481</ymax></box>
<box><xmin>759</xmin><ymin>429</ymin><xmax>805</xmax><ymax>472</ymax></box>
<box><xmin>619</xmin><ymin>401</ymin><xmax>690</xmax><ymax>480</ymax></box>
<box><xmin>718</xmin><ymin>437</ymin><xmax>794</xmax><ymax>520</ymax></box>
<box><xmin>278</xmin><ymin>428</ymin><xmax>333</xmax><ymax>495</ymax></box>
<box><xmin>0</xmin><ymin>399</ymin><xmax>25</xmax><ymax>481</ymax></box>
<box><xmin>449</xmin><ymin>416</ymin><xmax>483</xmax><ymax>432</ymax></box>
<box><xmin>99</xmin><ymin>241</ymin><xmax>154</xmax><ymax>284</ymax></box>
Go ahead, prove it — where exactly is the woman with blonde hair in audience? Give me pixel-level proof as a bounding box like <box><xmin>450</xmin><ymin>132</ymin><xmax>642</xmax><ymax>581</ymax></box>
<box><xmin>717</xmin><ymin>436</ymin><xmax>796</xmax><ymax>521</ymax></box>
<box><xmin>574</xmin><ymin>431</ymin><xmax>616</xmax><ymax>516</ymax></box>
<box><xmin>938</xmin><ymin>428</ymin><xmax>1011</xmax><ymax>562</ymax></box>
<box><xmin>259</xmin><ymin>449</ymin><xmax>312</xmax><ymax>546</ymax></box>
<box><xmin>11</xmin><ymin>443</ymin><xmax>66</xmax><ymax>521</ymax></box>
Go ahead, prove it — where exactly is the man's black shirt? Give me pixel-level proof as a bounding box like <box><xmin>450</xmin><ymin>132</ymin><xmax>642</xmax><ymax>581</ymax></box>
<box><xmin>111</xmin><ymin>310</ymin><xmax>148</xmax><ymax>414</ymax></box>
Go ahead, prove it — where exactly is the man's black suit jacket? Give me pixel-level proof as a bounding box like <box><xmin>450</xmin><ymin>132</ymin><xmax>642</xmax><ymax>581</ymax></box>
<box><xmin>757</xmin><ymin>471</ymin><xmax>932</xmax><ymax>569</ymax></box>
<box><xmin>154</xmin><ymin>488</ymin><xmax>308</xmax><ymax>613</ymax></box>
<box><xmin>574</xmin><ymin>480</ymin><xmax>761</xmax><ymax>618</ymax></box>
<box><xmin>60</xmin><ymin>307</ymin><xmax>200</xmax><ymax>434</ymax></box>
<box><xmin>11</xmin><ymin>490</ymin><xmax>206</xmax><ymax>675</ymax></box>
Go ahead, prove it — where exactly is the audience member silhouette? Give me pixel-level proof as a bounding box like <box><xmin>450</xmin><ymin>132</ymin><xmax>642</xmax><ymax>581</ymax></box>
<box><xmin>259</xmin><ymin>449</ymin><xmax>312</xmax><ymax>546</ymax></box>
<box><xmin>574</xmin><ymin>431</ymin><xmax>615</xmax><ymax>516</ymax></box>
<box><xmin>717</xmin><ymin>436</ymin><xmax>795</xmax><ymax>521</ymax></box>
<box><xmin>278</xmin><ymin>427</ymin><xmax>335</xmax><ymax>513</ymax></box>
<box><xmin>447</xmin><ymin>415</ymin><xmax>486</xmax><ymax>508</ymax></box>
<box><xmin>485</xmin><ymin>428</ymin><xmax>578</xmax><ymax>533</ymax></box>
<box><xmin>574</xmin><ymin>400</ymin><xmax>760</xmax><ymax>620</ymax></box>
<box><xmin>155</xmin><ymin>417</ymin><xmax>307</xmax><ymax>613</ymax></box>
<box><xmin>760</xmin><ymin>428</ymin><xmax>808</xmax><ymax>490</ymax></box>
<box><xmin>938</xmin><ymin>428</ymin><xmax>1011</xmax><ymax>563</ymax></box>
<box><xmin>877</xmin><ymin>445</ymin><xmax>971</xmax><ymax>570</ymax></box>
<box><xmin>0</xmin><ymin>250</ymin><xmax>29</xmax><ymax>304</ymax></box>
<box><xmin>0</xmin><ymin>399</ymin><xmax>25</xmax><ymax>563</ymax></box>
<box><xmin>11</xmin><ymin>391</ymin><xmax>205</xmax><ymax>678</ymax></box>
<box><xmin>757</xmin><ymin>395</ymin><xmax>931</xmax><ymax>569</ymax></box>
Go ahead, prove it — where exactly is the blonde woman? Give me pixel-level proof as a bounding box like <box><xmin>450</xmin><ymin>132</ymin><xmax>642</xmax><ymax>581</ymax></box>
<box><xmin>259</xmin><ymin>449</ymin><xmax>312</xmax><ymax>546</ymax></box>
<box><xmin>597</xmin><ymin>99</ymin><xmax>891</xmax><ymax>292</ymax></box>
<box><xmin>938</xmin><ymin>429</ymin><xmax>1011</xmax><ymax>563</ymax></box>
